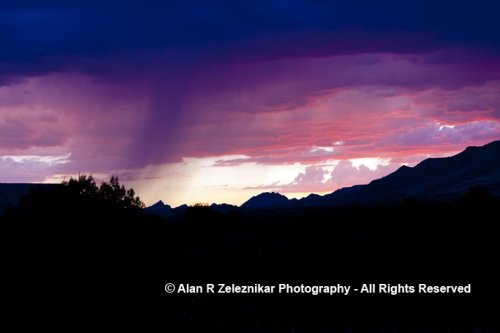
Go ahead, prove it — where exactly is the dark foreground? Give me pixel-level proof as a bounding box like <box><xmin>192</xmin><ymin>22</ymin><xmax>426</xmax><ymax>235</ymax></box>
<box><xmin>1</xmin><ymin>186</ymin><xmax>499</xmax><ymax>331</ymax></box>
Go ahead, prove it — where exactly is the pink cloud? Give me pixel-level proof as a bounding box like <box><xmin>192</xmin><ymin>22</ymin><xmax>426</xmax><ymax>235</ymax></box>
<box><xmin>1</xmin><ymin>51</ymin><xmax>500</xmax><ymax>193</ymax></box>
<box><xmin>0</xmin><ymin>73</ymin><xmax>150</xmax><ymax>174</ymax></box>
<box><xmin>325</xmin><ymin>161</ymin><xmax>399</xmax><ymax>190</ymax></box>
<box><xmin>248</xmin><ymin>161</ymin><xmax>400</xmax><ymax>194</ymax></box>
<box><xmin>150</xmin><ymin>54</ymin><xmax>499</xmax><ymax>166</ymax></box>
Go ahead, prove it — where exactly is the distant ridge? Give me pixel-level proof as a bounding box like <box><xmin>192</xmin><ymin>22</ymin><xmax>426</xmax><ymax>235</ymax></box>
<box><xmin>210</xmin><ymin>203</ymin><xmax>238</xmax><ymax>213</ymax></box>
<box><xmin>240</xmin><ymin>140</ymin><xmax>500</xmax><ymax>209</ymax></box>
<box><xmin>309</xmin><ymin>139</ymin><xmax>500</xmax><ymax>206</ymax></box>
<box><xmin>241</xmin><ymin>192</ymin><xmax>290</xmax><ymax>209</ymax></box>
<box><xmin>144</xmin><ymin>201</ymin><xmax>187</xmax><ymax>218</ymax></box>
<box><xmin>128</xmin><ymin>140</ymin><xmax>500</xmax><ymax>213</ymax></box>
<box><xmin>0</xmin><ymin>183</ymin><xmax>59</xmax><ymax>214</ymax></box>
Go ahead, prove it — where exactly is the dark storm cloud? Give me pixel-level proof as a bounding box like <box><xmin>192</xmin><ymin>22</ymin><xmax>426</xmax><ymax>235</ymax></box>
<box><xmin>2</xmin><ymin>0</ymin><xmax>500</xmax><ymax>192</ymax></box>
<box><xmin>1</xmin><ymin>0</ymin><xmax>500</xmax><ymax>80</ymax></box>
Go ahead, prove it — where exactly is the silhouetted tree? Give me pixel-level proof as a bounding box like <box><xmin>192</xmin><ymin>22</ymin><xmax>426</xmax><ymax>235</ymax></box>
<box><xmin>97</xmin><ymin>175</ymin><xmax>145</xmax><ymax>210</ymax></box>
<box><xmin>5</xmin><ymin>174</ymin><xmax>144</xmax><ymax>225</ymax></box>
<box><xmin>191</xmin><ymin>202</ymin><xmax>209</xmax><ymax>207</ymax></box>
<box><xmin>63</xmin><ymin>174</ymin><xmax>99</xmax><ymax>198</ymax></box>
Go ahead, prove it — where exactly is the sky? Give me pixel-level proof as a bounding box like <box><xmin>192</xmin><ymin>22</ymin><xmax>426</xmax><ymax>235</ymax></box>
<box><xmin>1</xmin><ymin>1</ymin><xmax>500</xmax><ymax>206</ymax></box>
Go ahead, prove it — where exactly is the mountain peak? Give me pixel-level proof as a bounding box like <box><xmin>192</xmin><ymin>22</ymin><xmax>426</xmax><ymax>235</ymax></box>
<box><xmin>241</xmin><ymin>192</ymin><xmax>290</xmax><ymax>209</ymax></box>
<box><xmin>150</xmin><ymin>200</ymin><xmax>168</xmax><ymax>208</ymax></box>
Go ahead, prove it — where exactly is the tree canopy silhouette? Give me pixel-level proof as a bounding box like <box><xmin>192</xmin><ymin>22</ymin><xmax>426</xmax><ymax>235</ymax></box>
<box><xmin>4</xmin><ymin>175</ymin><xmax>144</xmax><ymax>224</ymax></box>
<box><xmin>63</xmin><ymin>175</ymin><xmax>145</xmax><ymax>210</ymax></box>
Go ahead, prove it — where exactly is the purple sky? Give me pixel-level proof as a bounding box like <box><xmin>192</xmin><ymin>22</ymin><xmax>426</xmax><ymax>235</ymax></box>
<box><xmin>1</xmin><ymin>1</ymin><xmax>500</xmax><ymax>205</ymax></box>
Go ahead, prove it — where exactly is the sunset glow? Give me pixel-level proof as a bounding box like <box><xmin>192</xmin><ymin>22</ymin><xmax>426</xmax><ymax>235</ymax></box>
<box><xmin>1</xmin><ymin>2</ymin><xmax>500</xmax><ymax>205</ymax></box>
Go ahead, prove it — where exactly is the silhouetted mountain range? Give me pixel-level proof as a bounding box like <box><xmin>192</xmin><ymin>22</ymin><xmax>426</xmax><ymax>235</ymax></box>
<box><xmin>144</xmin><ymin>201</ymin><xmax>239</xmax><ymax>218</ymax></box>
<box><xmin>145</xmin><ymin>140</ymin><xmax>500</xmax><ymax>213</ymax></box>
<box><xmin>2</xmin><ymin>140</ymin><xmax>499</xmax><ymax>216</ymax></box>
<box><xmin>301</xmin><ymin>140</ymin><xmax>500</xmax><ymax>207</ymax></box>
<box><xmin>144</xmin><ymin>200</ymin><xmax>187</xmax><ymax>219</ymax></box>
